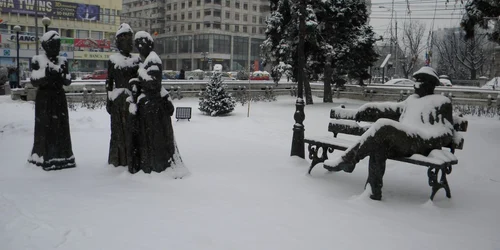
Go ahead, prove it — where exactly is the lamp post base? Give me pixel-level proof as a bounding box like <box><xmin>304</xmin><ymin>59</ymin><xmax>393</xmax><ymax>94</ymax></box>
<box><xmin>291</xmin><ymin>97</ymin><xmax>305</xmax><ymax>158</ymax></box>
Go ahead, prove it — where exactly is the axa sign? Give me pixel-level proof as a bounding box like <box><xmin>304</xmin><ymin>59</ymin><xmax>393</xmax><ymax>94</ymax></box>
<box><xmin>8</xmin><ymin>34</ymin><xmax>37</xmax><ymax>43</ymax></box>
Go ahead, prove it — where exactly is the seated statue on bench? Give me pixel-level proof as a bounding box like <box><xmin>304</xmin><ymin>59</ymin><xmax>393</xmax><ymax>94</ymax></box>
<box><xmin>328</xmin><ymin>66</ymin><xmax>455</xmax><ymax>200</ymax></box>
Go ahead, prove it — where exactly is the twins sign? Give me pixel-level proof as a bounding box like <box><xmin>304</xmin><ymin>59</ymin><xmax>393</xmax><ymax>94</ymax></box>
<box><xmin>0</xmin><ymin>0</ymin><xmax>100</xmax><ymax>21</ymax></box>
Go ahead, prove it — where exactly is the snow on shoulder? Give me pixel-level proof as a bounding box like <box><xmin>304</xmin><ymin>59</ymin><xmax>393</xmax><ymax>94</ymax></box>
<box><xmin>144</xmin><ymin>51</ymin><xmax>162</xmax><ymax>65</ymax></box>
<box><xmin>116</xmin><ymin>23</ymin><xmax>133</xmax><ymax>37</ymax></box>
<box><xmin>40</xmin><ymin>31</ymin><xmax>60</xmax><ymax>42</ymax></box>
<box><xmin>134</xmin><ymin>31</ymin><xmax>153</xmax><ymax>42</ymax></box>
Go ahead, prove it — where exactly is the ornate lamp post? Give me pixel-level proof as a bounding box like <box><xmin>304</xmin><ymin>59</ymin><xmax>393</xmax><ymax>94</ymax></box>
<box><xmin>290</xmin><ymin>0</ymin><xmax>306</xmax><ymax>158</ymax></box>
<box><xmin>13</xmin><ymin>25</ymin><xmax>21</xmax><ymax>86</ymax></box>
<box><xmin>42</xmin><ymin>17</ymin><xmax>51</xmax><ymax>33</ymax></box>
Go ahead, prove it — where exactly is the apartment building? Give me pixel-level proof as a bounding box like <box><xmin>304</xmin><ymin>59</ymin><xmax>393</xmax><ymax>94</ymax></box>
<box><xmin>122</xmin><ymin>0</ymin><xmax>271</xmax><ymax>71</ymax></box>
<box><xmin>0</xmin><ymin>0</ymin><xmax>122</xmax><ymax>72</ymax></box>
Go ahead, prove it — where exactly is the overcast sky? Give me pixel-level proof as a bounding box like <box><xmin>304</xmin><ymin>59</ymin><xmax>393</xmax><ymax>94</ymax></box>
<box><xmin>370</xmin><ymin>0</ymin><xmax>466</xmax><ymax>41</ymax></box>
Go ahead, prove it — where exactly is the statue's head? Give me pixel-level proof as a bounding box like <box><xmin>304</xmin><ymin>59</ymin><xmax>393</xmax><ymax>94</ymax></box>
<box><xmin>134</xmin><ymin>31</ymin><xmax>154</xmax><ymax>59</ymax></box>
<box><xmin>412</xmin><ymin>66</ymin><xmax>439</xmax><ymax>97</ymax></box>
<box><xmin>115</xmin><ymin>23</ymin><xmax>134</xmax><ymax>55</ymax></box>
<box><xmin>41</xmin><ymin>31</ymin><xmax>61</xmax><ymax>58</ymax></box>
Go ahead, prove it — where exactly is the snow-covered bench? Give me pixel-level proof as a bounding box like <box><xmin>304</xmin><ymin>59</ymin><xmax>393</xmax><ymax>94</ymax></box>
<box><xmin>304</xmin><ymin>105</ymin><xmax>468</xmax><ymax>200</ymax></box>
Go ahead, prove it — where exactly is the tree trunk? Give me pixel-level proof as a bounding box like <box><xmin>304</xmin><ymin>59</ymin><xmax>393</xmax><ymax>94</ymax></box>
<box><xmin>323</xmin><ymin>64</ymin><xmax>333</xmax><ymax>103</ymax></box>
<box><xmin>470</xmin><ymin>68</ymin><xmax>477</xmax><ymax>80</ymax></box>
<box><xmin>304</xmin><ymin>78</ymin><xmax>313</xmax><ymax>104</ymax></box>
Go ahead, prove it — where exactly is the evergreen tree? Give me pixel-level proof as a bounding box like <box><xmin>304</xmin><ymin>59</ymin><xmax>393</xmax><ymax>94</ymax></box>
<box><xmin>199</xmin><ymin>73</ymin><xmax>236</xmax><ymax>116</ymax></box>
<box><xmin>460</xmin><ymin>0</ymin><xmax>500</xmax><ymax>45</ymax></box>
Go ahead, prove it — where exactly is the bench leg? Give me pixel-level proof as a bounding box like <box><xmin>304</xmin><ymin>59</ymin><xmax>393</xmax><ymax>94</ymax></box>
<box><xmin>366</xmin><ymin>154</ymin><xmax>386</xmax><ymax>201</ymax></box>
<box><xmin>428</xmin><ymin>165</ymin><xmax>452</xmax><ymax>200</ymax></box>
<box><xmin>307</xmin><ymin>144</ymin><xmax>334</xmax><ymax>174</ymax></box>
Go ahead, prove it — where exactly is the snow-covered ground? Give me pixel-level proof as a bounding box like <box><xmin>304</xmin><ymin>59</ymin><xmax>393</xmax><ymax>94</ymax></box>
<box><xmin>1</xmin><ymin>95</ymin><xmax>499</xmax><ymax>250</ymax></box>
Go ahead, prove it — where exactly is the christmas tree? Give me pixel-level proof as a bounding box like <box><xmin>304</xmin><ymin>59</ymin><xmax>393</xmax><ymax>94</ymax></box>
<box><xmin>199</xmin><ymin>73</ymin><xmax>236</xmax><ymax>116</ymax></box>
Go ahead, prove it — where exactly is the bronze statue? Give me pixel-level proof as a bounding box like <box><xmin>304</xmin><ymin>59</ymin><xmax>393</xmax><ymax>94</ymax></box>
<box><xmin>106</xmin><ymin>23</ymin><xmax>140</xmax><ymax>167</ymax></box>
<box><xmin>128</xmin><ymin>31</ymin><xmax>181</xmax><ymax>174</ymax></box>
<box><xmin>328</xmin><ymin>66</ymin><xmax>454</xmax><ymax>200</ymax></box>
<box><xmin>28</xmin><ymin>31</ymin><xmax>75</xmax><ymax>170</ymax></box>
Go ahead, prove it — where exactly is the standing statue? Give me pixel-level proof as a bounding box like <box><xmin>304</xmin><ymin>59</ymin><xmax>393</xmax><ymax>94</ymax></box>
<box><xmin>328</xmin><ymin>66</ymin><xmax>455</xmax><ymax>200</ymax></box>
<box><xmin>106</xmin><ymin>23</ymin><xmax>140</xmax><ymax>167</ymax></box>
<box><xmin>128</xmin><ymin>31</ymin><xmax>186</xmax><ymax>175</ymax></box>
<box><xmin>28</xmin><ymin>31</ymin><xmax>75</xmax><ymax>170</ymax></box>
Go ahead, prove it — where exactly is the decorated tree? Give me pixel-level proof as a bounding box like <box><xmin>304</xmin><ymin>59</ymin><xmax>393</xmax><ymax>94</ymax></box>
<box><xmin>199</xmin><ymin>73</ymin><xmax>236</xmax><ymax>116</ymax></box>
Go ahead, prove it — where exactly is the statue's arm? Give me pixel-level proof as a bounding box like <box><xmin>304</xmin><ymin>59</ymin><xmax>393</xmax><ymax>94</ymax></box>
<box><xmin>62</xmin><ymin>61</ymin><xmax>71</xmax><ymax>86</ymax></box>
<box><xmin>331</xmin><ymin>101</ymin><xmax>404</xmax><ymax>122</ymax></box>
<box><xmin>30</xmin><ymin>60</ymin><xmax>46</xmax><ymax>88</ymax></box>
<box><xmin>440</xmin><ymin>102</ymin><xmax>454</xmax><ymax>128</ymax></box>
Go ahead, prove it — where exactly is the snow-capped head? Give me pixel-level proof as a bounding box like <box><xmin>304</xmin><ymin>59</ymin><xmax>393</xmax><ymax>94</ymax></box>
<box><xmin>115</xmin><ymin>23</ymin><xmax>134</xmax><ymax>55</ymax></box>
<box><xmin>134</xmin><ymin>31</ymin><xmax>154</xmax><ymax>58</ymax></box>
<box><xmin>116</xmin><ymin>23</ymin><xmax>133</xmax><ymax>37</ymax></box>
<box><xmin>412</xmin><ymin>66</ymin><xmax>439</xmax><ymax>97</ymax></box>
<box><xmin>41</xmin><ymin>31</ymin><xmax>61</xmax><ymax>58</ymax></box>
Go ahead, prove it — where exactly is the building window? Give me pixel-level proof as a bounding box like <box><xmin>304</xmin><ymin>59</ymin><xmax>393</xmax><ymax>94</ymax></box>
<box><xmin>225</xmin><ymin>24</ymin><xmax>230</xmax><ymax>31</ymax></box>
<box><xmin>242</xmin><ymin>26</ymin><xmax>247</xmax><ymax>33</ymax></box>
<box><xmin>181</xmin><ymin>13</ymin><xmax>185</xmax><ymax>20</ymax></box>
<box><xmin>167</xmin><ymin>4</ymin><xmax>171</xmax><ymax>10</ymax></box>
<box><xmin>205</xmin><ymin>0</ymin><xmax>211</xmax><ymax>3</ymax></box>
<box><xmin>194</xmin><ymin>34</ymin><xmax>210</xmax><ymax>52</ymax></box>
<box><xmin>173</xmin><ymin>26</ymin><xmax>177</xmax><ymax>32</ymax></box>
<box><xmin>76</xmin><ymin>30</ymin><xmax>89</xmax><ymax>38</ymax></box>
<box><xmin>189</xmin><ymin>1</ymin><xmax>193</xmax><ymax>7</ymax></box>
<box><xmin>179</xmin><ymin>35</ymin><xmax>192</xmax><ymax>53</ymax></box>
<box><xmin>225</xmin><ymin>12</ymin><xmax>230</xmax><ymax>19</ymax></box>
<box><xmin>166</xmin><ymin>15</ymin><xmax>171</xmax><ymax>21</ymax></box>
<box><xmin>188</xmin><ymin>24</ymin><xmax>192</xmax><ymax>30</ymax></box>
<box><xmin>91</xmin><ymin>31</ymin><xmax>102</xmax><ymax>39</ymax></box>
<box><xmin>188</xmin><ymin>12</ymin><xmax>193</xmax><ymax>19</ymax></box>
<box><xmin>235</xmin><ymin>13</ymin><xmax>239</xmax><ymax>20</ymax></box>
<box><xmin>213</xmin><ymin>23</ymin><xmax>221</xmax><ymax>29</ymax></box>
<box><xmin>166</xmin><ymin>37</ymin><xmax>176</xmax><ymax>53</ymax></box>
<box><xmin>235</xmin><ymin>2</ymin><xmax>240</xmax><ymax>8</ymax></box>
<box><xmin>204</xmin><ymin>10</ymin><xmax>211</xmax><ymax>16</ymax></box>
<box><xmin>225</xmin><ymin>0</ymin><xmax>230</xmax><ymax>7</ymax></box>
<box><xmin>196</xmin><ymin>23</ymin><xmax>201</xmax><ymax>30</ymax></box>
<box><xmin>174</xmin><ymin>14</ymin><xmax>177</xmax><ymax>20</ymax></box>
<box><xmin>181</xmin><ymin>25</ymin><xmax>185</xmax><ymax>31</ymax></box>
<box><xmin>243</xmin><ymin>3</ymin><xmax>248</xmax><ymax>10</ymax></box>
<box><xmin>213</xmin><ymin>34</ymin><xmax>231</xmax><ymax>53</ymax></box>
<box><xmin>111</xmin><ymin>9</ymin><xmax>116</xmax><ymax>24</ymax></box>
<box><xmin>214</xmin><ymin>0</ymin><xmax>221</xmax><ymax>5</ymax></box>
<box><xmin>259</xmin><ymin>27</ymin><xmax>265</xmax><ymax>34</ymax></box>
<box><xmin>259</xmin><ymin>17</ymin><xmax>264</xmax><ymax>24</ymax></box>
<box><xmin>252</xmin><ymin>27</ymin><xmax>256</xmax><ymax>34</ymax></box>
<box><xmin>214</xmin><ymin>10</ymin><xmax>221</xmax><ymax>17</ymax></box>
<box><xmin>204</xmin><ymin>22</ymin><xmax>211</xmax><ymax>28</ymax></box>
<box><xmin>197</xmin><ymin>0</ymin><xmax>201</xmax><ymax>6</ymax></box>
<box><xmin>233</xmin><ymin>36</ymin><xmax>249</xmax><ymax>70</ymax></box>
<box><xmin>243</xmin><ymin>14</ymin><xmax>247</xmax><ymax>21</ymax></box>
<box><xmin>197</xmin><ymin>11</ymin><xmax>201</xmax><ymax>18</ymax></box>
<box><xmin>252</xmin><ymin>16</ymin><xmax>256</xmax><ymax>23</ymax></box>
<box><xmin>174</xmin><ymin>3</ymin><xmax>177</xmax><ymax>10</ymax></box>
<box><xmin>234</xmin><ymin>25</ymin><xmax>239</xmax><ymax>32</ymax></box>
<box><xmin>182</xmin><ymin>2</ymin><xmax>185</xmax><ymax>8</ymax></box>
<box><xmin>253</xmin><ymin>5</ymin><xmax>257</xmax><ymax>11</ymax></box>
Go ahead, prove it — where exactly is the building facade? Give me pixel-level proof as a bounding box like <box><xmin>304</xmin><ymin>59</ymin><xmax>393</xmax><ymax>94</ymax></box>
<box><xmin>0</xmin><ymin>0</ymin><xmax>122</xmax><ymax>73</ymax></box>
<box><xmin>121</xmin><ymin>0</ymin><xmax>271</xmax><ymax>71</ymax></box>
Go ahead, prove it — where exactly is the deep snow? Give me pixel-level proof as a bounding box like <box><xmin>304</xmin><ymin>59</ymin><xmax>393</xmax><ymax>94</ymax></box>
<box><xmin>0</xmin><ymin>95</ymin><xmax>499</xmax><ymax>250</ymax></box>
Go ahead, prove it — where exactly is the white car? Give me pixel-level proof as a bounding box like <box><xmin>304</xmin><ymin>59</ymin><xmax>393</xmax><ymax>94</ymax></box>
<box><xmin>439</xmin><ymin>79</ymin><xmax>453</xmax><ymax>87</ymax></box>
<box><xmin>384</xmin><ymin>78</ymin><xmax>416</xmax><ymax>86</ymax></box>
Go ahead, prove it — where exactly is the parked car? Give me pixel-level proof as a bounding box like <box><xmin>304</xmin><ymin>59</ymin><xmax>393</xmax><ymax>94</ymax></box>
<box><xmin>250</xmin><ymin>71</ymin><xmax>270</xmax><ymax>80</ymax></box>
<box><xmin>82</xmin><ymin>70</ymin><xmax>107</xmax><ymax>80</ymax></box>
<box><xmin>438</xmin><ymin>75</ymin><xmax>453</xmax><ymax>87</ymax></box>
<box><xmin>384</xmin><ymin>78</ymin><xmax>416</xmax><ymax>86</ymax></box>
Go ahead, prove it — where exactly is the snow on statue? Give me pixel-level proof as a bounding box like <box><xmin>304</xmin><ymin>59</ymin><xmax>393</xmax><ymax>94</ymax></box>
<box><xmin>28</xmin><ymin>31</ymin><xmax>76</xmax><ymax>170</ymax></box>
<box><xmin>326</xmin><ymin>66</ymin><xmax>456</xmax><ymax>200</ymax></box>
<box><xmin>106</xmin><ymin>23</ymin><xmax>140</xmax><ymax>168</ymax></box>
<box><xmin>127</xmin><ymin>31</ymin><xmax>189</xmax><ymax>177</ymax></box>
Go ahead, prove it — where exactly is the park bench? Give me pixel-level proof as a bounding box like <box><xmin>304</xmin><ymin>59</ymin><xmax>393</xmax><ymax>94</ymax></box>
<box><xmin>304</xmin><ymin>105</ymin><xmax>468</xmax><ymax>200</ymax></box>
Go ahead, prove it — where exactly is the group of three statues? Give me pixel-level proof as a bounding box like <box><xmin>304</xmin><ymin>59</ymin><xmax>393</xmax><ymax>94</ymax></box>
<box><xmin>27</xmin><ymin>24</ymin><xmax>182</xmax><ymax>174</ymax></box>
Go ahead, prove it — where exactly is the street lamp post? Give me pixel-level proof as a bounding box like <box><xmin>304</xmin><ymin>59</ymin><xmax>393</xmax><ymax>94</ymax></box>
<box><xmin>42</xmin><ymin>17</ymin><xmax>51</xmax><ymax>33</ymax></box>
<box><xmin>13</xmin><ymin>25</ymin><xmax>21</xmax><ymax>87</ymax></box>
<box><xmin>379</xmin><ymin>6</ymin><xmax>398</xmax><ymax>77</ymax></box>
<box><xmin>200</xmin><ymin>52</ymin><xmax>209</xmax><ymax>71</ymax></box>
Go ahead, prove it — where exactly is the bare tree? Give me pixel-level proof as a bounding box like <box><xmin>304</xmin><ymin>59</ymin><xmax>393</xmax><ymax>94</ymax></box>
<box><xmin>434</xmin><ymin>28</ymin><xmax>490</xmax><ymax>80</ymax></box>
<box><xmin>400</xmin><ymin>21</ymin><xmax>426</xmax><ymax>78</ymax></box>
